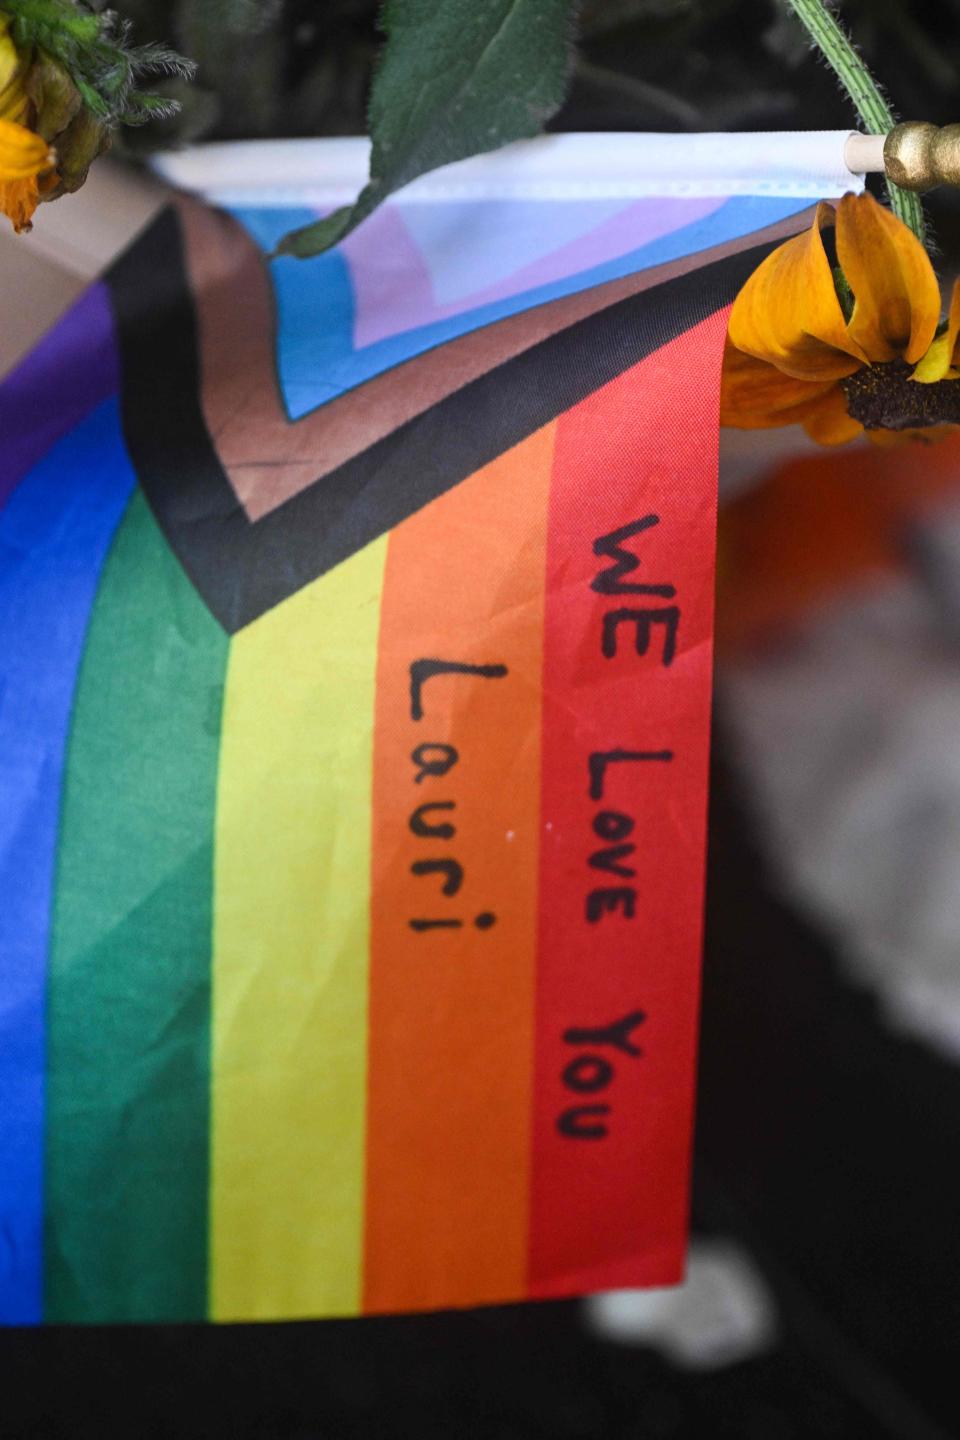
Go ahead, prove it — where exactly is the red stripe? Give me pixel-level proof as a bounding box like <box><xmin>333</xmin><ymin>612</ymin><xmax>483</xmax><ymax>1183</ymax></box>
<box><xmin>528</xmin><ymin>310</ymin><xmax>727</xmax><ymax>1297</ymax></box>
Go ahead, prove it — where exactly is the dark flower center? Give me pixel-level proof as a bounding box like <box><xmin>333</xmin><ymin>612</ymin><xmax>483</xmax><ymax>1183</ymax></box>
<box><xmin>842</xmin><ymin>359</ymin><xmax>960</xmax><ymax>432</ymax></box>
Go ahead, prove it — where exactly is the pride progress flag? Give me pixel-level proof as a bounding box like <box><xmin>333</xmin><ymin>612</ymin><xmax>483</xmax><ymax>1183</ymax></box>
<box><xmin>0</xmin><ymin>134</ymin><xmax>860</xmax><ymax>1324</ymax></box>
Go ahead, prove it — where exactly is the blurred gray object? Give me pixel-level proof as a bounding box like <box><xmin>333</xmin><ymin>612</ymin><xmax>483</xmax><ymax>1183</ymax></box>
<box><xmin>584</xmin><ymin>1238</ymin><xmax>780</xmax><ymax>1370</ymax></box>
<box><xmin>723</xmin><ymin>501</ymin><xmax>960</xmax><ymax>1061</ymax></box>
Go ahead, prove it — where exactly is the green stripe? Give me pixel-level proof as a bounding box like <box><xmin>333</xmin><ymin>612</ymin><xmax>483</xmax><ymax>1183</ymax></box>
<box><xmin>45</xmin><ymin>490</ymin><xmax>228</xmax><ymax>1322</ymax></box>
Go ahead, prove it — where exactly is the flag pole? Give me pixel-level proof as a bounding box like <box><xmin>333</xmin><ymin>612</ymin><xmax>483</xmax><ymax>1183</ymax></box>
<box><xmin>847</xmin><ymin>124</ymin><xmax>960</xmax><ymax>192</ymax></box>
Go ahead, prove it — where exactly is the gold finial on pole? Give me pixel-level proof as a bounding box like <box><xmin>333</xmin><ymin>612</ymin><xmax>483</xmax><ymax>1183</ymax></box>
<box><xmin>883</xmin><ymin>122</ymin><xmax>960</xmax><ymax>193</ymax></box>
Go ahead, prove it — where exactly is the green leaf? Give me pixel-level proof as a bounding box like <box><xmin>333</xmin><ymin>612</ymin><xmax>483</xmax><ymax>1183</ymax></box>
<box><xmin>276</xmin><ymin>0</ymin><xmax>579</xmax><ymax>259</ymax></box>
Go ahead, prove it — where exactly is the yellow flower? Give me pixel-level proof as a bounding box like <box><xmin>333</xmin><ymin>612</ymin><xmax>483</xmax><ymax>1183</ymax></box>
<box><xmin>0</xmin><ymin>14</ymin><xmax>56</xmax><ymax>232</ymax></box>
<box><xmin>721</xmin><ymin>191</ymin><xmax>960</xmax><ymax>445</ymax></box>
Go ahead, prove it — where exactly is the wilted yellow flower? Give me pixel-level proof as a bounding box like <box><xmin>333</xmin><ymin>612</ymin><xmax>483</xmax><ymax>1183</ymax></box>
<box><xmin>0</xmin><ymin>13</ymin><xmax>56</xmax><ymax>232</ymax></box>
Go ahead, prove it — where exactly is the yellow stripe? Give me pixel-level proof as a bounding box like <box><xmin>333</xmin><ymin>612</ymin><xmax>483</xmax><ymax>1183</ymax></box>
<box><xmin>210</xmin><ymin>539</ymin><xmax>387</xmax><ymax>1321</ymax></box>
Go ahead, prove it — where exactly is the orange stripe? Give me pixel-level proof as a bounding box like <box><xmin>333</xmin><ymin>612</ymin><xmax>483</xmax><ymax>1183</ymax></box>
<box><xmin>364</xmin><ymin>423</ymin><xmax>555</xmax><ymax>1313</ymax></box>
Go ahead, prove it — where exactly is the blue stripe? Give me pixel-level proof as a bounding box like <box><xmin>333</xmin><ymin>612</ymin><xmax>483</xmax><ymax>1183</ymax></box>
<box><xmin>235</xmin><ymin>196</ymin><xmax>810</xmax><ymax>420</ymax></box>
<box><xmin>0</xmin><ymin>396</ymin><xmax>136</xmax><ymax>1323</ymax></box>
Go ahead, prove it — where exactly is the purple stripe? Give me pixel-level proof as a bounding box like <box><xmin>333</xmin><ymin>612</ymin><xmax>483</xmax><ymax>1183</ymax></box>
<box><xmin>0</xmin><ymin>284</ymin><xmax>119</xmax><ymax>515</ymax></box>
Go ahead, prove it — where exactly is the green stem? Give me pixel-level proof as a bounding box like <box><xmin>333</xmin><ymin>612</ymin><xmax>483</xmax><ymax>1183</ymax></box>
<box><xmin>783</xmin><ymin>0</ymin><xmax>926</xmax><ymax>245</ymax></box>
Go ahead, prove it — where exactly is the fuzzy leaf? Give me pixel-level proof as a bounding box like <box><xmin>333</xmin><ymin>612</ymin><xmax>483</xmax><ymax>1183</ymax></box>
<box><xmin>276</xmin><ymin>0</ymin><xmax>579</xmax><ymax>258</ymax></box>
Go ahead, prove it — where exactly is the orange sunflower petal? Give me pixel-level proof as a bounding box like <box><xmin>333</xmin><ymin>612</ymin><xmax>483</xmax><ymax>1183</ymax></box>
<box><xmin>720</xmin><ymin>339</ymin><xmax>838</xmax><ymax>429</ymax></box>
<box><xmin>0</xmin><ymin>116</ymin><xmax>53</xmax><ymax>181</ymax></box>
<box><xmin>801</xmin><ymin>386</ymin><xmax>864</xmax><ymax>446</ymax></box>
<box><xmin>0</xmin><ymin>173</ymin><xmax>40</xmax><ymax>232</ymax></box>
<box><xmin>836</xmin><ymin>191</ymin><xmax>940</xmax><ymax>365</ymax></box>
<box><xmin>911</xmin><ymin>276</ymin><xmax>960</xmax><ymax>383</ymax></box>
<box><xmin>0</xmin><ymin>19</ymin><xmax>28</xmax><ymax>127</ymax></box>
<box><xmin>950</xmin><ymin>279</ymin><xmax>960</xmax><ymax>371</ymax></box>
<box><xmin>728</xmin><ymin>201</ymin><xmax>869</xmax><ymax>383</ymax></box>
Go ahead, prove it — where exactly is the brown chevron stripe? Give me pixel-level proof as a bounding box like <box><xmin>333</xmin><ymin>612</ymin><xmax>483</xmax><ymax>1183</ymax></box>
<box><xmin>176</xmin><ymin>196</ymin><xmax>814</xmax><ymax>522</ymax></box>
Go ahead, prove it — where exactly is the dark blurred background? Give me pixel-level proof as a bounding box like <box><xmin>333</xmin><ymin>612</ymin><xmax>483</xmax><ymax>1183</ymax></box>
<box><xmin>4</xmin><ymin>3</ymin><xmax>960</xmax><ymax>1436</ymax></box>
<box><xmin>115</xmin><ymin>0</ymin><xmax>960</xmax><ymax>247</ymax></box>
<box><xmin>114</xmin><ymin>0</ymin><xmax>960</xmax><ymax>147</ymax></box>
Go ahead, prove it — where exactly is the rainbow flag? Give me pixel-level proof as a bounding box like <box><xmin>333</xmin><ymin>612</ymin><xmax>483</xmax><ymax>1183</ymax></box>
<box><xmin>0</xmin><ymin>135</ymin><xmax>854</xmax><ymax>1325</ymax></box>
